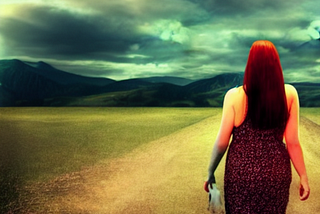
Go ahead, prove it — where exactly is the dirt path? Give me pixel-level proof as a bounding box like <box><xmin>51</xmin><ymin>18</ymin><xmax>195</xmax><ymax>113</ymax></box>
<box><xmin>287</xmin><ymin>116</ymin><xmax>320</xmax><ymax>214</ymax></box>
<box><xmin>26</xmin><ymin>115</ymin><xmax>320</xmax><ymax>213</ymax></box>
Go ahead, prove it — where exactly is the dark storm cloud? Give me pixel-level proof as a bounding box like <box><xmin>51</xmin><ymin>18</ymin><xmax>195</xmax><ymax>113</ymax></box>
<box><xmin>66</xmin><ymin>0</ymin><xmax>211</xmax><ymax>26</ymax></box>
<box><xmin>189</xmin><ymin>0</ymin><xmax>301</xmax><ymax>17</ymax></box>
<box><xmin>0</xmin><ymin>5</ymin><xmax>142</xmax><ymax>59</ymax></box>
<box><xmin>0</xmin><ymin>2</ymin><xmax>205</xmax><ymax>64</ymax></box>
<box><xmin>0</xmin><ymin>0</ymin><xmax>319</xmax><ymax>81</ymax></box>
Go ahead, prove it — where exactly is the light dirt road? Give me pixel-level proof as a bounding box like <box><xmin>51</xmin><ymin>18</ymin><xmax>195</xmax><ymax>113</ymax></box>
<box><xmin>28</xmin><ymin>114</ymin><xmax>319</xmax><ymax>213</ymax></box>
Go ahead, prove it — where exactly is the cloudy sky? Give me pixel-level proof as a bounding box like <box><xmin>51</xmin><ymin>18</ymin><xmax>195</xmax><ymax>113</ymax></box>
<box><xmin>0</xmin><ymin>0</ymin><xmax>319</xmax><ymax>82</ymax></box>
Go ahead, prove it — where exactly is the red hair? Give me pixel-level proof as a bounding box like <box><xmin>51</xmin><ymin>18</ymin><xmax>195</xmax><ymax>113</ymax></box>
<box><xmin>243</xmin><ymin>40</ymin><xmax>289</xmax><ymax>129</ymax></box>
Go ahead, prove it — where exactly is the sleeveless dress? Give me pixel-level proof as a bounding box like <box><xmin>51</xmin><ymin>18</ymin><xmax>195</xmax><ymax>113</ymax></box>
<box><xmin>224</xmin><ymin>115</ymin><xmax>292</xmax><ymax>214</ymax></box>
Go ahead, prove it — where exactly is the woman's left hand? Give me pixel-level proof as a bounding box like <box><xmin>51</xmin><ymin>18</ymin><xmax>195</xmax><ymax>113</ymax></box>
<box><xmin>204</xmin><ymin>174</ymin><xmax>216</xmax><ymax>192</ymax></box>
<box><xmin>299</xmin><ymin>176</ymin><xmax>310</xmax><ymax>201</ymax></box>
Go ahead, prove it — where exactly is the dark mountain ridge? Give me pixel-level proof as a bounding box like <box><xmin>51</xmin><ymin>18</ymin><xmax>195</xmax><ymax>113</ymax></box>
<box><xmin>183</xmin><ymin>73</ymin><xmax>244</xmax><ymax>94</ymax></box>
<box><xmin>138</xmin><ymin>76</ymin><xmax>194</xmax><ymax>86</ymax></box>
<box><xmin>5</xmin><ymin>59</ymin><xmax>115</xmax><ymax>86</ymax></box>
<box><xmin>0</xmin><ymin>59</ymin><xmax>117</xmax><ymax>106</ymax></box>
<box><xmin>0</xmin><ymin>59</ymin><xmax>319</xmax><ymax>107</ymax></box>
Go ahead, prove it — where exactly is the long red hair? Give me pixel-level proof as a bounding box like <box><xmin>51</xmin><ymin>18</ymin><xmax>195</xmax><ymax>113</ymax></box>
<box><xmin>243</xmin><ymin>40</ymin><xmax>289</xmax><ymax>129</ymax></box>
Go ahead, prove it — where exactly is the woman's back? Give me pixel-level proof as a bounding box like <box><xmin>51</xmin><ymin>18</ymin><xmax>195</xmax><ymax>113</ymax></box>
<box><xmin>231</xmin><ymin>84</ymin><xmax>296</xmax><ymax>128</ymax></box>
<box><xmin>207</xmin><ymin>41</ymin><xmax>309</xmax><ymax>214</ymax></box>
<box><xmin>223</xmin><ymin>84</ymin><xmax>296</xmax><ymax>214</ymax></box>
<box><xmin>224</xmin><ymin>104</ymin><xmax>292</xmax><ymax>214</ymax></box>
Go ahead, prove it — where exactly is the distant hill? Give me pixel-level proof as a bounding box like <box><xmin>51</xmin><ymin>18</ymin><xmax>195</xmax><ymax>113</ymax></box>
<box><xmin>138</xmin><ymin>76</ymin><xmax>194</xmax><ymax>86</ymax></box>
<box><xmin>290</xmin><ymin>82</ymin><xmax>320</xmax><ymax>107</ymax></box>
<box><xmin>23</xmin><ymin>60</ymin><xmax>115</xmax><ymax>86</ymax></box>
<box><xmin>183</xmin><ymin>73</ymin><xmax>243</xmax><ymax>94</ymax></box>
<box><xmin>0</xmin><ymin>59</ymin><xmax>319</xmax><ymax>107</ymax></box>
<box><xmin>102</xmin><ymin>79</ymin><xmax>154</xmax><ymax>93</ymax></box>
<box><xmin>0</xmin><ymin>59</ymin><xmax>115</xmax><ymax>106</ymax></box>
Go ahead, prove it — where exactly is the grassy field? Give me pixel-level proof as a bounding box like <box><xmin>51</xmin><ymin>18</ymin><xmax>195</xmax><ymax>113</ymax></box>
<box><xmin>0</xmin><ymin>107</ymin><xmax>216</xmax><ymax>183</ymax></box>
<box><xmin>0</xmin><ymin>107</ymin><xmax>319</xmax><ymax>213</ymax></box>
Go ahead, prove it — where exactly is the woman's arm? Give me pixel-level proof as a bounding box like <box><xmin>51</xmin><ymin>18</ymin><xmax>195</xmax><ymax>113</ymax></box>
<box><xmin>207</xmin><ymin>89</ymin><xmax>235</xmax><ymax>185</ymax></box>
<box><xmin>284</xmin><ymin>85</ymin><xmax>310</xmax><ymax>201</ymax></box>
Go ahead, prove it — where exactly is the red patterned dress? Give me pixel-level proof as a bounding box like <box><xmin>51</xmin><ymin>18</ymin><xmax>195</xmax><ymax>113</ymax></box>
<box><xmin>224</xmin><ymin>115</ymin><xmax>292</xmax><ymax>214</ymax></box>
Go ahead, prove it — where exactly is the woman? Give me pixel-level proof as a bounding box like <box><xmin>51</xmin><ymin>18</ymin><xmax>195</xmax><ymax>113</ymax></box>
<box><xmin>206</xmin><ymin>40</ymin><xmax>310</xmax><ymax>213</ymax></box>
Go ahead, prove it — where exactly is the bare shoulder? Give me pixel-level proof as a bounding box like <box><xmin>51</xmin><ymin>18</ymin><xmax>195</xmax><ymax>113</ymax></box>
<box><xmin>285</xmin><ymin>84</ymin><xmax>297</xmax><ymax>93</ymax></box>
<box><xmin>226</xmin><ymin>86</ymin><xmax>243</xmax><ymax>96</ymax></box>
<box><xmin>285</xmin><ymin>84</ymin><xmax>299</xmax><ymax>110</ymax></box>
<box><xmin>224</xmin><ymin>86</ymin><xmax>244</xmax><ymax>106</ymax></box>
<box><xmin>285</xmin><ymin>84</ymin><xmax>298</xmax><ymax>98</ymax></box>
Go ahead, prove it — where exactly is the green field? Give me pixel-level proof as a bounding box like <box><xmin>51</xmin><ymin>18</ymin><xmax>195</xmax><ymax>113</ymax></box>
<box><xmin>0</xmin><ymin>107</ymin><xmax>216</xmax><ymax>183</ymax></box>
<box><xmin>0</xmin><ymin>107</ymin><xmax>319</xmax><ymax>213</ymax></box>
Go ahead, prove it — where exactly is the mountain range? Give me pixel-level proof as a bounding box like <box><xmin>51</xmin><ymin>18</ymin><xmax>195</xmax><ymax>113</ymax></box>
<box><xmin>0</xmin><ymin>59</ymin><xmax>319</xmax><ymax>107</ymax></box>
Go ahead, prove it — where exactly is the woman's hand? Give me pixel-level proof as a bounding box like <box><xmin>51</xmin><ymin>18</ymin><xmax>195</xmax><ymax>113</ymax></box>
<box><xmin>204</xmin><ymin>174</ymin><xmax>216</xmax><ymax>192</ymax></box>
<box><xmin>299</xmin><ymin>176</ymin><xmax>310</xmax><ymax>201</ymax></box>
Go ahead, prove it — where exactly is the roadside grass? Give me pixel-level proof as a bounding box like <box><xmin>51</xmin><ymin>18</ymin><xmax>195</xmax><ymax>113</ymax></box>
<box><xmin>0</xmin><ymin>107</ymin><xmax>216</xmax><ymax>184</ymax></box>
<box><xmin>0</xmin><ymin>107</ymin><xmax>318</xmax><ymax>213</ymax></box>
<box><xmin>300</xmin><ymin>108</ymin><xmax>320</xmax><ymax>125</ymax></box>
<box><xmin>0</xmin><ymin>107</ymin><xmax>218</xmax><ymax>212</ymax></box>
<box><xmin>1</xmin><ymin>107</ymin><xmax>318</xmax><ymax>184</ymax></box>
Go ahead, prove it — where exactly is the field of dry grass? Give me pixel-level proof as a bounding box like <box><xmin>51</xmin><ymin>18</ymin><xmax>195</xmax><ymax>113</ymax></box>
<box><xmin>0</xmin><ymin>107</ymin><xmax>319</xmax><ymax>213</ymax></box>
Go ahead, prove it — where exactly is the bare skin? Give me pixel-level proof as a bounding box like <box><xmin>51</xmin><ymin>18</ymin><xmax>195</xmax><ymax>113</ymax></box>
<box><xmin>207</xmin><ymin>84</ymin><xmax>310</xmax><ymax>201</ymax></box>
